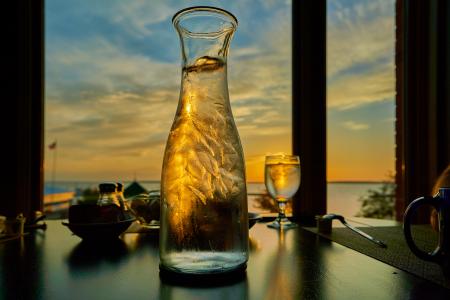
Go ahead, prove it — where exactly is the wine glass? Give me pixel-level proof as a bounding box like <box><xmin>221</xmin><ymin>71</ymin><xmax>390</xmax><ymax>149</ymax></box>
<box><xmin>265</xmin><ymin>154</ymin><xmax>301</xmax><ymax>229</ymax></box>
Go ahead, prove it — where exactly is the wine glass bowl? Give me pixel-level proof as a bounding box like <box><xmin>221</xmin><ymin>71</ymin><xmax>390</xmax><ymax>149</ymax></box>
<box><xmin>265</xmin><ymin>154</ymin><xmax>300</xmax><ymax>229</ymax></box>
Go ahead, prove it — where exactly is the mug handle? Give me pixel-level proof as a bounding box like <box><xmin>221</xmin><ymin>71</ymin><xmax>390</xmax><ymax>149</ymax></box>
<box><xmin>403</xmin><ymin>196</ymin><xmax>442</xmax><ymax>262</ymax></box>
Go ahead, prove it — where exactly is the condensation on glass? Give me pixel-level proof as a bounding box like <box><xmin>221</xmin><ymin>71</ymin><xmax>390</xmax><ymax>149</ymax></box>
<box><xmin>159</xmin><ymin>6</ymin><xmax>249</xmax><ymax>274</ymax></box>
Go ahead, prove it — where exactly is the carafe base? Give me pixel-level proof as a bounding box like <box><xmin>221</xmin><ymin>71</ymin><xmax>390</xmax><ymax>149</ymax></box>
<box><xmin>160</xmin><ymin>251</ymin><xmax>247</xmax><ymax>275</ymax></box>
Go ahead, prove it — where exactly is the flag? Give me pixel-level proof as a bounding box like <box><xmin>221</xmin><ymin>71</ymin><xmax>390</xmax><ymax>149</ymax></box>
<box><xmin>48</xmin><ymin>141</ymin><xmax>57</xmax><ymax>150</ymax></box>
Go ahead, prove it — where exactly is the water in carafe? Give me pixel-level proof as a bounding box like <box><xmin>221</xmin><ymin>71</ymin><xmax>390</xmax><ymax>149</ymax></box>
<box><xmin>159</xmin><ymin>7</ymin><xmax>248</xmax><ymax>275</ymax></box>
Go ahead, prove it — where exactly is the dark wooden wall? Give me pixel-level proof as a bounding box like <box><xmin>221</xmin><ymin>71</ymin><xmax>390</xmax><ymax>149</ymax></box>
<box><xmin>292</xmin><ymin>0</ymin><xmax>327</xmax><ymax>225</ymax></box>
<box><xmin>1</xmin><ymin>1</ymin><xmax>44</xmax><ymax>220</ymax></box>
<box><xmin>395</xmin><ymin>0</ymin><xmax>450</xmax><ymax>222</ymax></box>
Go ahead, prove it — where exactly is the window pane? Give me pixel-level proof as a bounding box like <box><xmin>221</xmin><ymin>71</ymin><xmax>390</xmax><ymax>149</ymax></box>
<box><xmin>327</xmin><ymin>0</ymin><xmax>396</xmax><ymax>218</ymax></box>
<box><xmin>45</xmin><ymin>0</ymin><xmax>292</xmax><ymax>217</ymax></box>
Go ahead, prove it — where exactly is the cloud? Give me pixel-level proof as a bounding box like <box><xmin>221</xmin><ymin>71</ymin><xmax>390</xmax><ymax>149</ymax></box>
<box><xmin>45</xmin><ymin>0</ymin><xmax>293</xmax><ymax>181</ymax></box>
<box><xmin>227</xmin><ymin>7</ymin><xmax>292</xmax><ymax>140</ymax></box>
<box><xmin>327</xmin><ymin>62</ymin><xmax>394</xmax><ymax>110</ymax></box>
<box><xmin>111</xmin><ymin>1</ymin><xmax>174</xmax><ymax>37</ymax></box>
<box><xmin>46</xmin><ymin>38</ymin><xmax>178</xmax><ymax>93</ymax></box>
<box><xmin>232</xmin><ymin>46</ymin><xmax>262</xmax><ymax>58</ymax></box>
<box><xmin>341</xmin><ymin>121</ymin><xmax>370</xmax><ymax>131</ymax></box>
<box><xmin>327</xmin><ymin>0</ymin><xmax>395</xmax><ymax>109</ymax></box>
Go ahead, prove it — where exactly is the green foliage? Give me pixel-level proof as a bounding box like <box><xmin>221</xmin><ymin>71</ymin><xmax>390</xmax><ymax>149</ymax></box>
<box><xmin>77</xmin><ymin>187</ymin><xmax>99</xmax><ymax>205</ymax></box>
<box><xmin>356</xmin><ymin>179</ymin><xmax>396</xmax><ymax>219</ymax></box>
<box><xmin>253</xmin><ymin>190</ymin><xmax>293</xmax><ymax>214</ymax></box>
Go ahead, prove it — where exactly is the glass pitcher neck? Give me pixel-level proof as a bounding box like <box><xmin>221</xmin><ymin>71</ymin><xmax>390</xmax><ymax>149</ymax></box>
<box><xmin>178</xmin><ymin>55</ymin><xmax>230</xmax><ymax>114</ymax></box>
<box><xmin>173</xmin><ymin>6</ymin><xmax>237</xmax><ymax>68</ymax></box>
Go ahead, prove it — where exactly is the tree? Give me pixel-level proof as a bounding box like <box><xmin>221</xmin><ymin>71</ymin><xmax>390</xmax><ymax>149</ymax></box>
<box><xmin>356</xmin><ymin>176</ymin><xmax>396</xmax><ymax>219</ymax></box>
<box><xmin>253</xmin><ymin>190</ymin><xmax>293</xmax><ymax>214</ymax></box>
<box><xmin>77</xmin><ymin>187</ymin><xmax>99</xmax><ymax>204</ymax></box>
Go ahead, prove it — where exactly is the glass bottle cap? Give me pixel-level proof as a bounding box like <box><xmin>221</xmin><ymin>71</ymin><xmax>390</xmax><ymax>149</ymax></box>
<box><xmin>99</xmin><ymin>182</ymin><xmax>117</xmax><ymax>193</ymax></box>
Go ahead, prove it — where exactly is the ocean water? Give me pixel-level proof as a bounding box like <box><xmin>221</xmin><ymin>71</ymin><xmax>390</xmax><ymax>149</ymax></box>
<box><xmin>246</xmin><ymin>182</ymin><xmax>385</xmax><ymax>217</ymax></box>
<box><xmin>45</xmin><ymin>181</ymin><xmax>385</xmax><ymax>218</ymax></box>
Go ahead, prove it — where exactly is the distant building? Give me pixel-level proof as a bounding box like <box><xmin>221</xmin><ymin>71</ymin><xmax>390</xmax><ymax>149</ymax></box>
<box><xmin>124</xmin><ymin>181</ymin><xmax>148</xmax><ymax>198</ymax></box>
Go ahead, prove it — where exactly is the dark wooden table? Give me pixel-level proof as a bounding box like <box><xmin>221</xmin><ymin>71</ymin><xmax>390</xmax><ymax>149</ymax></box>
<box><xmin>1</xmin><ymin>220</ymin><xmax>450</xmax><ymax>299</ymax></box>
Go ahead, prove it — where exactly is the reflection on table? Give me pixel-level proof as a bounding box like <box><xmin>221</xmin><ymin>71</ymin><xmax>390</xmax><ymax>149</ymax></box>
<box><xmin>1</xmin><ymin>220</ymin><xmax>450</xmax><ymax>299</ymax></box>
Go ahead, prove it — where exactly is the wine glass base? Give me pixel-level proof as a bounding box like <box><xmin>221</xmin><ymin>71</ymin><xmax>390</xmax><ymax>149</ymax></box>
<box><xmin>267</xmin><ymin>217</ymin><xmax>297</xmax><ymax>229</ymax></box>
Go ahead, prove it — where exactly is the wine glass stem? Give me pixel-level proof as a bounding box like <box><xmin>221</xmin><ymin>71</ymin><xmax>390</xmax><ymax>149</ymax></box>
<box><xmin>277</xmin><ymin>200</ymin><xmax>287</xmax><ymax>219</ymax></box>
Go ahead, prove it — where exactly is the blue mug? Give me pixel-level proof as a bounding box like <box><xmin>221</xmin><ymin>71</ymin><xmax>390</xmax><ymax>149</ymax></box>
<box><xmin>404</xmin><ymin>188</ymin><xmax>450</xmax><ymax>276</ymax></box>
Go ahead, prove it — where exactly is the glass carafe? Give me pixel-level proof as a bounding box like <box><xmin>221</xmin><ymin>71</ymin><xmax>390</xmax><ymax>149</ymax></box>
<box><xmin>160</xmin><ymin>6</ymin><xmax>249</xmax><ymax>275</ymax></box>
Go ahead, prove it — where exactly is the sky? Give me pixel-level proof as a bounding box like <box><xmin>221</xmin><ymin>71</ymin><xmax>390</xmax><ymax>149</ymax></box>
<box><xmin>44</xmin><ymin>0</ymin><xmax>395</xmax><ymax>183</ymax></box>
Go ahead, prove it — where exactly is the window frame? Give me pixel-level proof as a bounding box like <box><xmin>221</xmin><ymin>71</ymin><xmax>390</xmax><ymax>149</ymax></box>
<box><xmin>292</xmin><ymin>0</ymin><xmax>327</xmax><ymax>224</ymax></box>
<box><xmin>395</xmin><ymin>0</ymin><xmax>450</xmax><ymax>222</ymax></box>
<box><xmin>3</xmin><ymin>0</ymin><xmax>44</xmax><ymax>221</ymax></box>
